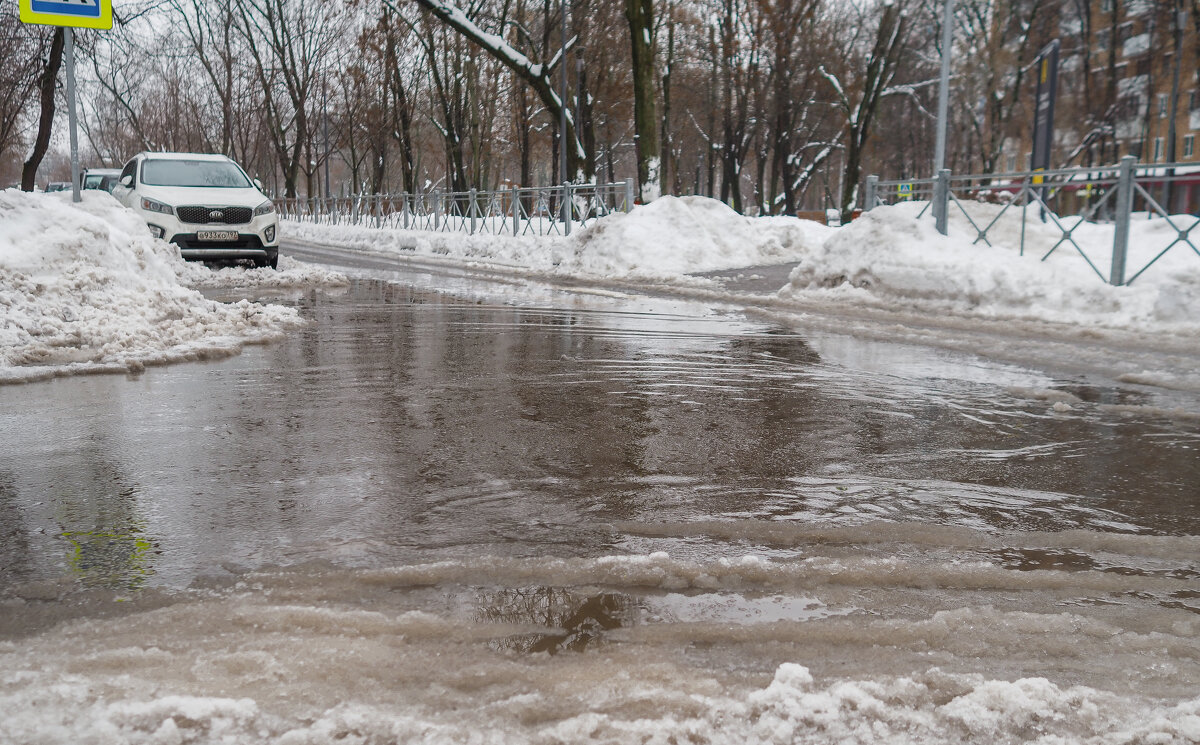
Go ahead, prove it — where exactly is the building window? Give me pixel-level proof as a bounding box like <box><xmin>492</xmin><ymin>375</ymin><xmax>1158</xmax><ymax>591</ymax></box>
<box><xmin>1185</xmin><ymin>135</ymin><xmax>1195</xmax><ymax>158</ymax></box>
<box><xmin>1190</xmin><ymin>90</ymin><xmax>1199</xmax><ymax>111</ymax></box>
<box><xmin>1096</xmin><ymin>28</ymin><xmax>1110</xmax><ymax>50</ymax></box>
<box><xmin>1158</xmin><ymin>94</ymin><xmax>1169</xmax><ymax>118</ymax></box>
<box><xmin>1101</xmin><ymin>0</ymin><xmax>1113</xmax><ymax>12</ymax></box>
<box><xmin>1007</xmin><ymin>154</ymin><xmax>1017</xmax><ymax>172</ymax></box>
<box><xmin>1153</xmin><ymin>137</ymin><xmax>1163</xmax><ymax>162</ymax></box>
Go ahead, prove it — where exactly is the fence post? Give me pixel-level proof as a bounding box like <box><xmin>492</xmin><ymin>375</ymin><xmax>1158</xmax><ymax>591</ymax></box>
<box><xmin>865</xmin><ymin>175</ymin><xmax>878</xmax><ymax>212</ymax></box>
<box><xmin>933</xmin><ymin>169</ymin><xmax>950</xmax><ymax>235</ymax></box>
<box><xmin>433</xmin><ymin>190</ymin><xmax>441</xmax><ymax>232</ymax></box>
<box><xmin>624</xmin><ymin>179</ymin><xmax>635</xmax><ymax>213</ymax></box>
<box><xmin>1110</xmin><ymin>155</ymin><xmax>1136</xmax><ymax>286</ymax></box>
<box><xmin>469</xmin><ymin>188</ymin><xmax>478</xmax><ymax>234</ymax></box>
<box><xmin>512</xmin><ymin>187</ymin><xmax>520</xmax><ymax>236</ymax></box>
<box><xmin>563</xmin><ymin>183</ymin><xmax>573</xmax><ymax>236</ymax></box>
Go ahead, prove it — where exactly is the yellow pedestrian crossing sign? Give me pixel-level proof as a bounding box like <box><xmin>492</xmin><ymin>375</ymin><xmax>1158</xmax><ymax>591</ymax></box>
<box><xmin>19</xmin><ymin>0</ymin><xmax>113</xmax><ymax>29</ymax></box>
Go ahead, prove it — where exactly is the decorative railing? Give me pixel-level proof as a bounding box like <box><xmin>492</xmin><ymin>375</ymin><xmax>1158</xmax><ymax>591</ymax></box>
<box><xmin>276</xmin><ymin>181</ymin><xmax>635</xmax><ymax>238</ymax></box>
<box><xmin>866</xmin><ymin>158</ymin><xmax>1200</xmax><ymax>286</ymax></box>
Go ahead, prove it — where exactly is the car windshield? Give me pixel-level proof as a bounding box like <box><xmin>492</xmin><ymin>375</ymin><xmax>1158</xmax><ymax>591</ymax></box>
<box><xmin>141</xmin><ymin>160</ymin><xmax>250</xmax><ymax>188</ymax></box>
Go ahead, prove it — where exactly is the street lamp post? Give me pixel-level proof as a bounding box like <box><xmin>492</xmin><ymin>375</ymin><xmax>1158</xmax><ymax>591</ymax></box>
<box><xmin>560</xmin><ymin>0</ymin><xmax>568</xmax><ymax>187</ymax></box>
<box><xmin>933</xmin><ymin>0</ymin><xmax>955</xmax><ymax>174</ymax></box>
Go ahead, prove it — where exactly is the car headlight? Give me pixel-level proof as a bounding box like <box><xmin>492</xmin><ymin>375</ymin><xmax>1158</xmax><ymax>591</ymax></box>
<box><xmin>254</xmin><ymin>200</ymin><xmax>275</xmax><ymax>217</ymax></box>
<box><xmin>141</xmin><ymin>197</ymin><xmax>174</xmax><ymax>215</ymax></box>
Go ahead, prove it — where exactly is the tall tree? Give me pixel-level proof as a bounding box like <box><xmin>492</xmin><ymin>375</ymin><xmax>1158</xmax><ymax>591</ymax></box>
<box><xmin>626</xmin><ymin>0</ymin><xmax>660</xmax><ymax>201</ymax></box>
<box><xmin>21</xmin><ymin>27</ymin><xmax>64</xmax><ymax>192</ymax></box>
<box><xmin>823</xmin><ymin>0</ymin><xmax>912</xmax><ymax>222</ymax></box>
<box><xmin>406</xmin><ymin>0</ymin><xmax>587</xmax><ymax>181</ymax></box>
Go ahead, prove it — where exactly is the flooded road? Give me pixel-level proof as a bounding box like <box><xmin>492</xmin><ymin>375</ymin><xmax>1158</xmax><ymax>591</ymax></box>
<box><xmin>2</xmin><ymin>262</ymin><xmax>1199</xmax><ymax>743</ymax></box>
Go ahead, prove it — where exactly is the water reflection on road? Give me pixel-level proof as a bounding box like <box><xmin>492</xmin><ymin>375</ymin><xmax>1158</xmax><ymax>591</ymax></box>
<box><xmin>1</xmin><ymin>279</ymin><xmax>1197</xmax><ymax>593</ymax></box>
<box><xmin>1</xmin><ymin>277</ymin><xmax>1198</xmax><ymax>742</ymax></box>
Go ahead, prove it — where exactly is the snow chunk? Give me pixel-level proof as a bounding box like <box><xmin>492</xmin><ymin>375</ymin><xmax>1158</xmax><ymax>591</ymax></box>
<box><xmin>0</xmin><ymin>190</ymin><xmax>323</xmax><ymax>383</ymax></box>
<box><xmin>560</xmin><ymin>196</ymin><xmax>826</xmax><ymax>278</ymax></box>
<box><xmin>781</xmin><ymin>202</ymin><xmax>1200</xmax><ymax>335</ymax></box>
<box><xmin>286</xmin><ymin>195</ymin><xmax>830</xmax><ymax>283</ymax></box>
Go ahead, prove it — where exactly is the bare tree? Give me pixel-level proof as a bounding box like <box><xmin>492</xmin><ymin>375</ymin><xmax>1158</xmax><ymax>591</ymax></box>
<box><xmin>626</xmin><ymin>0</ymin><xmax>660</xmax><ymax>200</ymax></box>
<box><xmin>21</xmin><ymin>27</ymin><xmax>64</xmax><ymax>191</ymax></box>
<box><xmin>822</xmin><ymin>0</ymin><xmax>913</xmax><ymax>221</ymax></box>
<box><xmin>0</xmin><ymin>10</ymin><xmax>45</xmax><ymax>180</ymax></box>
<box><xmin>233</xmin><ymin>0</ymin><xmax>345</xmax><ymax>197</ymax></box>
<box><xmin>405</xmin><ymin>0</ymin><xmax>587</xmax><ymax>181</ymax></box>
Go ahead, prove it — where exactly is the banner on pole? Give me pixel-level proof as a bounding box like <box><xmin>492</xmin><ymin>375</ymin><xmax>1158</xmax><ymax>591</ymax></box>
<box><xmin>19</xmin><ymin>0</ymin><xmax>113</xmax><ymax>29</ymax></box>
<box><xmin>1030</xmin><ymin>39</ymin><xmax>1060</xmax><ymax>180</ymax></box>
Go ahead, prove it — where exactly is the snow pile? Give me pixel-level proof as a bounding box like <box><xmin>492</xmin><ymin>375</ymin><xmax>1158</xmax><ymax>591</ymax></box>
<box><xmin>285</xmin><ymin>195</ymin><xmax>832</xmax><ymax>281</ymax></box>
<box><xmin>0</xmin><ymin>190</ymin><xmax>318</xmax><ymax>383</ymax></box>
<box><xmin>782</xmin><ymin>201</ymin><xmax>1200</xmax><ymax>334</ymax></box>
<box><xmin>558</xmin><ymin>195</ymin><xmax>831</xmax><ymax>276</ymax></box>
<box><xmin>177</xmin><ymin>254</ymin><xmax>349</xmax><ymax>290</ymax></box>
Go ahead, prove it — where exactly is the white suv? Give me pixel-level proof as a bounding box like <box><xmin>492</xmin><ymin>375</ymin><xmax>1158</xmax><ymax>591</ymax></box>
<box><xmin>113</xmin><ymin>152</ymin><xmax>279</xmax><ymax>269</ymax></box>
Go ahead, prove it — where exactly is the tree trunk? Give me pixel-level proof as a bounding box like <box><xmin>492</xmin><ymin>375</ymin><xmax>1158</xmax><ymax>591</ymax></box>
<box><xmin>22</xmin><ymin>27</ymin><xmax>65</xmax><ymax>192</ymax></box>
<box><xmin>625</xmin><ymin>0</ymin><xmax>659</xmax><ymax>202</ymax></box>
<box><xmin>659</xmin><ymin>13</ymin><xmax>674</xmax><ymax>196</ymax></box>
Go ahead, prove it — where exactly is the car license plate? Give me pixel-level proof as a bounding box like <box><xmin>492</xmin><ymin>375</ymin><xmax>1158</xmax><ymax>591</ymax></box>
<box><xmin>196</xmin><ymin>230</ymin><xmax>238</xmax><ymax>241</ymax></box>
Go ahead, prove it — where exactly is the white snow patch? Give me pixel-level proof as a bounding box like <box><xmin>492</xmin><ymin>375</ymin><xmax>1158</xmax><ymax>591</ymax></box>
<box><xmin>287</xmin><ymin>195</ymin><xmax>831</xmax><ymax>283</ymax></box>
<box><xmin>0</xmin><ymin>190</ymin><xmax>342</xmax><ymax>384</ymax></box>
<box><xmin>781</xmin><ymin>202</ymin><xmax>1200</xmax><ymax>336</ymax></box>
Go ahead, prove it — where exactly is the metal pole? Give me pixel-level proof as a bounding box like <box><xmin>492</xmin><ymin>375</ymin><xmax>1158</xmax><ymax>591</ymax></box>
<box><xmin>65</xmin><ymin>27</ymin><xmax>80</xmax><ymax>204</ymax></box>
<box><xmin>323</xmin><ymin>84</ymin><xmax>331</xmax><ymax>200</ymax></box>
<box><xmin>512</xmin><ymin>187</ymin><xmax>521</xmax><ymax>236</ymax></box>
<box><xmin>560</xmin><ymin>0</ymin><xmax>568</xmax><ymax>188</ymax></box>
<box><xmin>469</xmin><ymin>187</ymin><xmax>477</xmax><ymax>234</ymax></box>
<box><xmin>933</xmin><ymin>0</ymin><xmax>955</xmax><ymax>174</ymax></box>
<box><xmin>1163</xmin><ymin>5</ymin><xmax>1184</xmax><ymax>211</ymax></box>
<box><xmin>865</xmin><ymin>175</ymin><xmax>878</xmax><ymax>212</ymax></box>
<box><xmin>563</xmin><ymin>182</ymin><xmax>572</xmax><ymax>236</ymax></box>
<box><xmin>1111</xmin><ymin>155</ymin><xmax>1136</xmax><ymax>286</ymax></box>
<box><xmin>933</xmin><ymin>169</ymin><xmax>950</xmax><ymax>235</ymax></box>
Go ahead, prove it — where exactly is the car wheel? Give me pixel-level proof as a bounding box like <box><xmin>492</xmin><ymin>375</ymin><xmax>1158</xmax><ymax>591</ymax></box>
<box><xmin>267</xmin><ymin>252</ymin><xmax>279</xmax><ymax>270</ymax></box>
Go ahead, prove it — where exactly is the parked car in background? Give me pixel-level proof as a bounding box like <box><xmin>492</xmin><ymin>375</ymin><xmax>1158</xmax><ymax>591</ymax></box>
<box><xmin>111</xmin><ymin>152</ymin><xmax>279</xmax><ymax>269</ymax></box>
<box><xmin>44</xmin><ymin>182</ymin><xmax>71</xmax><ymax>193</ymax></box>
<box><xmin>81</xmin><ymin>167</ymin><xmax>121</xmax><ymax>192</ymax></box>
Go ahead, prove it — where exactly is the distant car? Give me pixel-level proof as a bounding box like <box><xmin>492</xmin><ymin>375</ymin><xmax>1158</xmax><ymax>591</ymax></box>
<box><xmin>81</xmin><ymin>167</ymin><xmax>121</xmax><ymax>192</ymax></box>
<box><xmin>45</xmin><ymin>181</ymin><xmax>71</xmax><ymax>193</ymax></box>
<box><xmin>111</xmin><ymin>152</ymin><xmax>279</xmax><ymax>269</ymax></box>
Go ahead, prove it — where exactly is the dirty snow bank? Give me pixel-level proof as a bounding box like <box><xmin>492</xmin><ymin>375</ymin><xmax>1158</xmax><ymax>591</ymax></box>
<box><xmin>0</xmin><ymin>190</ymin><xmax>340</xmax><ymax>384</ymax></box>
<box><xmin>286</xmin><ymin>195</ymin><xmax>833</xmax><ymax>280</ymax></box>
<box><xmin>782</xmin><ymin>201</ymin><xmax>1200</xmax><ymax>335</ymax></box>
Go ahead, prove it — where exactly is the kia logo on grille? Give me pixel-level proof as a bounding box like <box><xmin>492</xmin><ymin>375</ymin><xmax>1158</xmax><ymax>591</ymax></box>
<box><xmin>209</xmin><ymin>210</ymin><xmax>224</xmax><ymax>220</ymax></box>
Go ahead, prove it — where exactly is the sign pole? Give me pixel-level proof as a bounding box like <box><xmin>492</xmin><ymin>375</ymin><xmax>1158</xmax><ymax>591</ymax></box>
<box><xmin>64</xmin><ymin>26</ymin><xmax>80</xmax><ymax>203</ymax></box>
<box><xmin>19</xmin><ymin>0</ymin><xmax>112</xmax><ymax>199</ymax></box>
<box><xmin>1029</xmin><ymin>39</ymin><xmax>1060</xmax><ymax>221</ymax></box>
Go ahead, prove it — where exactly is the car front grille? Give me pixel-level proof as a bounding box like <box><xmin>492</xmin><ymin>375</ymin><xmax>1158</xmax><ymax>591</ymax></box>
<box><xmin>176</xmin><ymin>206</ymin><xmax>253</xmax><ymax>225</ymax></box>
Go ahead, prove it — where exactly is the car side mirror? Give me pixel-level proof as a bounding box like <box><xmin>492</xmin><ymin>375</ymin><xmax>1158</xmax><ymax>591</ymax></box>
<box><xmin>120</xmin><ymin>174</ymin><xmax>133</xmax><ymax>187</ymax></box>
<box><xmin>253</xmin><ymin>178</ymin><xmax>264</xmax><ymax>192</ymax></box>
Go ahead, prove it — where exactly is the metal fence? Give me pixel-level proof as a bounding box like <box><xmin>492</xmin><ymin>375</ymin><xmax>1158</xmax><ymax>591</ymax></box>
<box><xmin>865</xmin><ymin>157</ymin><xmax>1200</xmax><ymax>286</ymax></box>
<box><xmin>276</xmin><ymin>181</ymin><xmax>635</xmax><ymax>238</ymax></box>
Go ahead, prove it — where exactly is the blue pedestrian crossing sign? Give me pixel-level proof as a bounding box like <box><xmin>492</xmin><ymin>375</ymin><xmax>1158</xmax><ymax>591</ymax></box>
<box><xmin>19</xmin><ymin>0</ymin><xmax>113</xmax><ymax>29</ymax></box>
